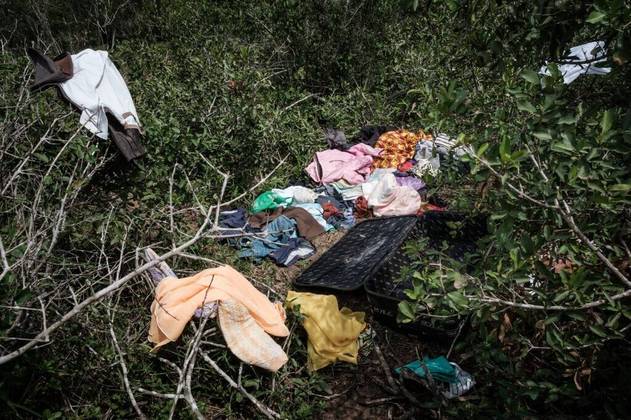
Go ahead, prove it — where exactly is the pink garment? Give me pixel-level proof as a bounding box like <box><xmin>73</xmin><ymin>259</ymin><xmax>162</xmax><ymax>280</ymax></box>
<box><xmin>305</xmin><ymin>144</ymin><xmax>381</xmax><ymax>185</ymax></box>
<box><xmin>362</xmin><ymin>170</ymin><xmax>421</xmax><ymax>216</ymax></box>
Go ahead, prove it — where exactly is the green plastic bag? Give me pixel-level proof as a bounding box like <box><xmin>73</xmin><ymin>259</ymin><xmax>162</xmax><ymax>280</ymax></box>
<box><xmin>250</xmin><ymin>191</ymin><xmax>292</xmax><ymax>213</ymax></box>
<box><xmin>394</xmin><ymin>356</ymin><xmax>457</xmax><ymax>383</ymax></box>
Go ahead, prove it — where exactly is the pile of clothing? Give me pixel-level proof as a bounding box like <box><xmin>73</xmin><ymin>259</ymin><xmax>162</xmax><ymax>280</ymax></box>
<box><xmin>218</xmin><ymin>127</ymin><xmax>468</xmax><ymax>267</ymax></box>
<box><xmin>306</xmin><ymin>127</ymin><xmax>470</xmax><ymax>217</ymax></box>
<box><xmin>218</xmin><ymin>184</ymin><xmax>356</xmax><ymax>267</ymax></box>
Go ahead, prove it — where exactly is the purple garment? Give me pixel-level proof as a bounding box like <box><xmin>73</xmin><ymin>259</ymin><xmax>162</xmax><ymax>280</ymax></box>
<box><xmin>395</xmin><ymin>176</ymin><xmax>425</xmax><ymax>191</ymax></box>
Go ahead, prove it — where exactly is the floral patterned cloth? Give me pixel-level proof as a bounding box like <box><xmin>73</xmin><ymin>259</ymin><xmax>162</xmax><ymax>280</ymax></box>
<box><xmin>371</xmin><ymin>129</ymin><xmax>432</xmax><ymax>169</ymax></box>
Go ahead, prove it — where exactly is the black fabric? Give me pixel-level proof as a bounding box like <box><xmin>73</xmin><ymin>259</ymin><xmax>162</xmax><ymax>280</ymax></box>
<box><xmin>107</xmin><ymin>114</ymin><xmax>146</xmax><ymax>161</ymax></box>
<box><xmin>325</xmin><ymin>128</ymin><xmax>349</xmax><ymax>150</ymax></box>
<box><xmin>352</xmin><ymin>125</ymin><xmax>395</xmax><ymax>147</ymax></box>
<box><xmin>293</xmin><ymin>216</ymin><xmax>418</xmax><ymax>291</ymax></box>
<box><xmin>27</xmin><ymin>48</ymin><xmax>73</xmax><ymax>91</ymax></box>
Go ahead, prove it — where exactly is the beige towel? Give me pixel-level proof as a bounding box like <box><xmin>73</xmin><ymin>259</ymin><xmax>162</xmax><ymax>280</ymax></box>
<box><xmin>219</xmin><ymin>300</ymin><xmax>288</xmax><ymax>372</ymax></box>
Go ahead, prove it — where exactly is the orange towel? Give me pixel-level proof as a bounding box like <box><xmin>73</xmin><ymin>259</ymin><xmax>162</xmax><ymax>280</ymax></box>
<box><xmin>149</xmin><ymin>265</ymin><xmax>289</xmax><ymax>350</ymax></box>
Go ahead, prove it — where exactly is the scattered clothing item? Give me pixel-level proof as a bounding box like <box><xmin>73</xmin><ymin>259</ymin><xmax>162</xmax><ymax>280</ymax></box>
<box><xmin>398</xmin><ymin>159</ymin><xmax>416</xmax><ymax>172</ymax></box>
<box><xmin>331</xmin><ymin>180</ymin><xmax>364</xmax><ymax>201</ymax></box>
<box><xmin>362</xmin><ymin>169</ymin><xmax>421</xmax><ymax>217</ymax></box>
<box><xmin>144</xmin><ymin>248</ymin><xmax>178</xmax><ymax>285</ymax></box>
<box><xmin>322</xmin><ymin>202</ymin><xmax>342</xmax><ymax>219</ymax></box>
<box><xmin>148</xmin><ymin>265</ymin><xmax>289</xmax><ymax>349</ymax></box>
<box><xmin>539</xmin><ymin>41</ymin><xmax>611</xmax><ymax>84</ymax></box>
<box><xmin>251</xmin><ymin>191</ymin><xmax>293</xmax><ymax>213</ymax></box>
<box><xmin>316</xmin><ymin>194</ymin><xmax>344</xmax><ymax>210</ymax></box>
<box><xmin>285</xmin><ymin>291</ymin><xmax>366</xmax><ymax>372</ymax></box>
<box><xmin>271</xmin><ymin>186</ymin><xmax>318</xmax><ymax>204</ymax></box>
<box><xmin>218</xmin><ymin>208</ymin><xmax>248</xmax><ymax>231</ymax></box>
<box><xmin>239</xmin><ymin>216</ymin><xmax>297</xmax><ymax>260</ymax></box>
<box><xmin>269</xmin><ymin>238</ymin><xmax>315</xmax><ymax>266</ymax></box>
<box><xmin>396</xmin><ymin>356</ymin><xmax>475</xmax><ymax>399</ymax></box>
<box><xmin>354</xmin><ymin>196</ymin><xmax>371</xmax><ymax>218</ymax></box>
<box><xmin>283</xmin><ymin>208</ymin><xmax>327</xmax><ymax>239</ymax></box>
<box><xmin>417</xmin><ymin>203</ymin><xmax>447</xmax><ymax>216</ymax></box>
<box><xmin>372</xmin><ymin>129</ymin><xmax>432</xmax><ymax>169</ymax></box>
<box><xmin>395</xmin><ymin>175</ymin><xmax>426</xmax><ymax>191</ymax></box>
<box><xmin>291</xmin><ymin>203</ymin><xmax>334</xmax><ymax>231</ymax></box>
<box><xmin>218</xmin><ymin>300</ymin><xmax>288</xmax><ymax>372</ymax></box>
<box><xmin>325</xmin><ymin>128</ymin><xmax>349</xmax><ymax>150</ymax></box>
<box><xmin>27</xmin><ymin>48</ymin><xmax>145</xmax><ymax>160</ymax></box>
<box><xmin>194</xmin><ymin>301</ymin><xmax>218</xmax><ymax>319</ymax></box>
<box><xmin>143</xmin><ymin>249</ymin><xmax>218</xmax><ymax>319</ymax></box>
<box><xmin>413</xmin><ymin>141</ymin><xmax>441</xmax><ymax>177</ymax></box>
<box><xmin>293</xmin><ymin>216</ymin><xmax>418</xmax><ymax>291</ymax></box>
<box><xmin>248</xmin><ymin>207</ymin><xmax>325</xmax><ymax>240</ymax></box>
<box><xmin>432</xmin><ymin>133</ymin><xmax>472</xmax><ymax>157</ymax></box>
<box><xmin>353</xmin><ymin>125</ymin><xmax>394</xmax><ymax>147</ymax></box>
<box><xmin>305</xmin><ymin>143</ymin><xmax>382</xmax><ymax>185</ymax></box>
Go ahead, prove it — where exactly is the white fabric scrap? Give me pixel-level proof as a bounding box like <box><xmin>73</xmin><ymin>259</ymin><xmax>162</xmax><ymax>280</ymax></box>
<box><xmin>539</xmin><ymin>41</ymin><xmax>610</xmax><ymax>85</ymax></box>
<box><xmin>271</xmin><ymin>186</ymin><xmax>318</xmax><ymax>204</ymax></box>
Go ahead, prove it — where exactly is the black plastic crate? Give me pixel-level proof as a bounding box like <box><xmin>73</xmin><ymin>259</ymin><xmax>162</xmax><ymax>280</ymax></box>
<box><xmin>365</xmin><ymin>211</ymin><xmax>486</xmax><ymax>339</ymax></box>
<box><xmin>293</xmin><ymin>216</ymin><xmax>419</xmax><ymax>291</ymax></box>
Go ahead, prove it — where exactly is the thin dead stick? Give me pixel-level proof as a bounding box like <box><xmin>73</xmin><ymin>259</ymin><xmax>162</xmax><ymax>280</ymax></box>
<box><xmin>199</xmin><ymin>350</ymin><xmax>279</xmax><ymax>419</ymax></box>
<box><xmin>556</xmin><ymin>198</ymin><xmax>631</xmax><ymax>288</ymax></box>
<box><xmin>137</xmin><ymin>388</ymin><xmax>177</xmax><ymax>399</ymax></box>
<box><xmin>0</xmin><ymin>236</ymin><xmax>10</xmax><ymax>282</ymax></box>
<box><xmin>109</xmin><ymin>321</ymin><xmax>147</xmax><ymax>420</ymax></box>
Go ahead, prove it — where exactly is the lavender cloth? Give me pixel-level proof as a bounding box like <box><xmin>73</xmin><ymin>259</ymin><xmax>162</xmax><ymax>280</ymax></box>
<box><xmin>395</xmin><ymin>176</ymin><xmax>425</xmax><ymax>191</ymax></box>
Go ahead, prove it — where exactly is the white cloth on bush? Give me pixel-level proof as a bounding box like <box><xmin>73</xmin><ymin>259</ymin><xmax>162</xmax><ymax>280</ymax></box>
<box><xmin>60</xmin><ymin>49</ymin><xmax>141</xmax><ymax>139</ymax></box>
<box><xmin>539</xmin><ymin>41</ymin><xmax>610</xmax><ymax>85</ymax></box>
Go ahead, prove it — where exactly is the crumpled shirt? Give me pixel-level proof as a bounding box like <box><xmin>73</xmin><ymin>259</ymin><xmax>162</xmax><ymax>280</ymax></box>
<box><xmin>305</xmin><ymin>143</ymin><xmax>381</xmax><ymax>185</ymax></box>
<box><xmin>362</xmin><ymin>169</ymin><xmax>421</xmax><ymax>217</ymax></box>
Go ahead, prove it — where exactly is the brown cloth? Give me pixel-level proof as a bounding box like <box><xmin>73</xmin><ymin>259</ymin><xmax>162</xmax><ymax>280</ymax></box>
<box><xmin>26</xmin><ymin>48</ymin><xmax>146</xmax><ymax>161</ymax></box>
<box><xmin>248</xmin><ymin>207</ymin><xmax>325</xmax><ymax>240</ymax></box>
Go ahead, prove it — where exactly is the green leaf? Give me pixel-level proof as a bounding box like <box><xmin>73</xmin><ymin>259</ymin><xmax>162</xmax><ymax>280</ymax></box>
<box><xmin>517</xmin><ymin>100</ymin><xmax>537</xmax><ymax>113</ymax></box>
<box><xmin>398</xmin><ymin>301</ymin><xmax>416</xmax><ymax>320</ymax></box>
<box><xmin>34</xmin><ymin>152</ymin><xmax>50</xmax><ymax>163</ymax></box>
<box><xmin>589</xmin><ymin>324</ymin><xmax>608</xmax><ymax>338</ymax></box>
<box><xmin>553</xmin><ymin>290</ymin><xmax>571</xmax><ymax>303</ymax></box>
<box><xmin>476</xmin><ymin>143</ymin><xmax>489</xmax><ymax>157</ymax></box>
<box><xmin>499</xmin><ymin>137</ymin><xmax>511</xmax><ymax>162</ymax></box>
<box><xmin>520</xmin><ymin>70</ymin><xmax>540</xmax><ymax>85</ymax></box>
<box><xmin>601</xmin><ymin>110</ymin><xmax>614</xmax><ymax>134</ymax></box>
<box><xmin>610</xmin><ymin>184</ymin><xmax>630</xmax><ymax>192</ymax></box>
<box><xmin>586</xmin><ymin>10</ymin><xmax>606</xmax><ymax>24</ymax></box>
<box><xmin>557</xmin><ymin>114</ymin><xmax>577</xmax><ymax>125</ymax></box>
<box><xmin>533</xmin><ymin>131</ymin><xmax>552</xmax><ymax>140</ymax></box>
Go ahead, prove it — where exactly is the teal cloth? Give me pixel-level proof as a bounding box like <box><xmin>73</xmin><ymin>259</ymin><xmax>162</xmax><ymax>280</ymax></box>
<box><xmin>395</xmin><ymin>356</ymin><xmax>457</xmax><ymax>383</ymax></box>
<box><xmin>251</xmin><ymin>191</ymin><xmax>292</xmax><ymax>213</ymax></box>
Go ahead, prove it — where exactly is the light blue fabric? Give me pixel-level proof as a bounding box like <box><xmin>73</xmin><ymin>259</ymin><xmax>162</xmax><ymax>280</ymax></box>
<box><xmin>290</xmin><ymin>203</ymin><xmax>334</xmax><ymax>231</ymax></box>
<box><xmin>239</xmin><ymin>216</ymin><xmax>297</xmax><ymax>260</ymax></box>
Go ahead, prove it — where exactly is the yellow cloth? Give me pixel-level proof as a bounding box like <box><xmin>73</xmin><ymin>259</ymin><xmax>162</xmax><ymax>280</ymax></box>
<box><xmin>286</xmin><ymin>291</ymin><xmax>366</xmax><ymax>371</ymax></box>
<box><xmin>149</xmin><ymin>265</ymin><xmax>289</xmax><ymax>350</ymax></box>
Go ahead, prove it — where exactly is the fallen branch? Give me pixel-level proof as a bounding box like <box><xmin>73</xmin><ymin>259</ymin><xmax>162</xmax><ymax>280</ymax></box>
<box><xmin>199</xmin><ymin>349</ymin><xmax>280</xmax><ymax>419</ymax></box>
